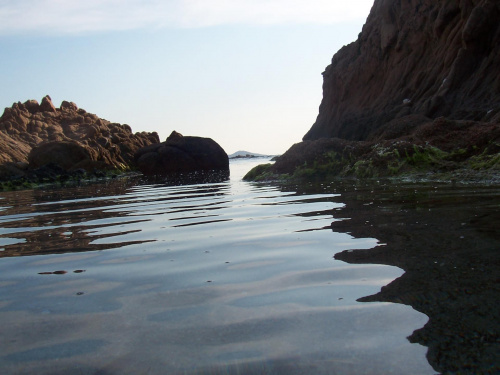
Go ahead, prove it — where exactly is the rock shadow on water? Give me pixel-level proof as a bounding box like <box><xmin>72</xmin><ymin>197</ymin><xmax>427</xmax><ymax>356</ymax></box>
<box><xmin>330</xmin><ymin>182</ymin><xmax>500</xmax><ymax>374</ymax></box>
<box><xmin>140</xmin><ymin>169</ymin><xmax>230</xmax><ymax>187</ymax></box>
<box><xmin>0</xmin><ymin>178</ymin><xmax>159</xmax><ymax>258</ymax></box>
<box><xmin>0</xmin><ymin>167</ymin><xmax>232</xmax><ymax>258</ymax></box>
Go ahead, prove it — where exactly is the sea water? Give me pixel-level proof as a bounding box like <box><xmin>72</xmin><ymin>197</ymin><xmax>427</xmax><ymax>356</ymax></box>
<box><xmin>0</xmin><ymin>158</ymin><xmax>497</xmax><ymax>374</ymax></box>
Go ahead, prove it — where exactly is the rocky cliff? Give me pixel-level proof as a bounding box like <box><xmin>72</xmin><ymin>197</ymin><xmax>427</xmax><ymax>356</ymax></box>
<box><xmin>304</xmin><ymin>0</ymin><xmax>500</xmax><ymax>141</ymax></box>
<box><xmin>0</xmin><ymin>96</ymin><xmax>159</xmax><ymax>179</ymax></box>
<box><xmin>247</xmin><ymin>0</ymin><xmax>500</xmax><ymax>181</ymax></box>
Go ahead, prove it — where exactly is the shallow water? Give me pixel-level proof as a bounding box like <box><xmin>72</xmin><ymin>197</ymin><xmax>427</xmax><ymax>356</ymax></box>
<box><xmin>0</xmin><ymin>159</ymin><xmax>498</xmax><ymax>374</ymax></box>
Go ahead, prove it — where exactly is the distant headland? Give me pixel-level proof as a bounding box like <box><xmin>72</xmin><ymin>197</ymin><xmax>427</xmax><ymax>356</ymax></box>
<box><xmin>228</xmin><ymin>151</ymin><xmax>276</xmax><ymax>159</ymax></box>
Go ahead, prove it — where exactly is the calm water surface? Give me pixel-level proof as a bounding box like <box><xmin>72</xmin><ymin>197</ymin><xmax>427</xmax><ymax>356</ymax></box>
<box><xmin>0</xmin><ymin>158</ymin><xmax>498</xmax><ymax>374</ymax></box>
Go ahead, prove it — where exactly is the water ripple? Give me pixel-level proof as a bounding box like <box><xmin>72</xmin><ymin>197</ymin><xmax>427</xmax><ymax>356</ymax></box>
<box><xmin>0</xmin><ymin>159</ymin><xmax>435</xmax><ymax>374</ymax></box>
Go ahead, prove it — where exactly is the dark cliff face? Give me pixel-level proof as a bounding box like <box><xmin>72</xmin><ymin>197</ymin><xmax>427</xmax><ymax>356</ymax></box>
<box><xmin>303</xmin><ymin>0</ymin><xmax>500</xmax><ymax>141</ymax></box>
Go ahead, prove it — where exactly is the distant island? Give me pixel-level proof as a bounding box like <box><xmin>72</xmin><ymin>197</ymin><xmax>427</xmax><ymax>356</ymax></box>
<box><xmin>228</xmin><ymin>151</ymin><xmax>276</xmax><ymax>159</ymax></box>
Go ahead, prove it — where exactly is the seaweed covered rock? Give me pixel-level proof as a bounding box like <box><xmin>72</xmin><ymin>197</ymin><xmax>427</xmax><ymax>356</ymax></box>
<box><xmin>246</xmin><ymin>118</ymin><xmax>500</xmax><ymax>182</ymax></box>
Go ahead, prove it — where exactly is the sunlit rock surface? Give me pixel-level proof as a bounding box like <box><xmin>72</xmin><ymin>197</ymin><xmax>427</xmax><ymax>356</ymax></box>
<box><xmin>0</xmin><ymin>95</ymin><xmax>159</xmax><ymax>175</ymax></box>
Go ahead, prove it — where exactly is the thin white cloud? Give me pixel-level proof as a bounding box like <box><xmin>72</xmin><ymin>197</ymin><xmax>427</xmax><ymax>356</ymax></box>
<box><xmin>177</xmin><ymin>0</ymin><xmax>374</xmax><ymax>27</ymax></box>
<box><xmin>0</xmin><ymin>0</ymin><xmax>373</xmax><ymax>35</ymax></box>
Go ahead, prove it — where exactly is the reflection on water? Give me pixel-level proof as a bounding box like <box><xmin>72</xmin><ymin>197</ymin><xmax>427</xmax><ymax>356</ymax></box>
<box><xmin>331</xmin><ymin>182</ymin><xmax>500</xmax><ymax>374</ymax></box>
<box><xmin>0</xmin><ymin>158</ymin><xmax>497</xmax><ymax>374</ymax></box>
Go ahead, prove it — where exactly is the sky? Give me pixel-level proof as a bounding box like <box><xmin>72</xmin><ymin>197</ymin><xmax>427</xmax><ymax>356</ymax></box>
<box><xmin>0</xmin><ymin>0</ymin><xmax>374</xmax><ymax>155</ymax></box>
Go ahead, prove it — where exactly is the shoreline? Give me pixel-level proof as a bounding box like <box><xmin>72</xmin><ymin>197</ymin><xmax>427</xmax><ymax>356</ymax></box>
<box><xmin>243</xmin><ymin>137</ymin><xmax>500</xmax><ymax>186</ymax></box>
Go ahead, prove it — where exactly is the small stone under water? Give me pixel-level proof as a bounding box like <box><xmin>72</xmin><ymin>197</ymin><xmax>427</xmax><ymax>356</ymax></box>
<box><xmin>38</xmin><ymin>270</ymin><xmax>67</xmax><ymax>275</ymax></box>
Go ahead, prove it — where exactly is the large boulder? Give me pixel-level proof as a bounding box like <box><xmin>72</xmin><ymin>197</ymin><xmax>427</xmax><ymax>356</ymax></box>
<box><xmin>134</xmin><ymin>131</ymin><xmax>229</xmax><ymax>176</ymax></box>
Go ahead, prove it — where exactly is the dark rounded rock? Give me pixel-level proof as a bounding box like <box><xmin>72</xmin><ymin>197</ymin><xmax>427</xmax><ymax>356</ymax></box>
<box><xmin>134</xmin><ymin>133</ymin><xmax>229</xmax><ymax>176</ymax></box>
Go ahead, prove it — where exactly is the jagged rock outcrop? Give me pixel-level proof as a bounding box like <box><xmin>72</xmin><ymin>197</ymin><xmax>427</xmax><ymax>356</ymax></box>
<box><xmin>304</xmin><ymin>0</ymin><xmax>500</xmax><ymax>141</ymax></box>
<box><xmin>0</xmin><ymin>95</ymin><xmax>160</xmax><ymax>177</ymax></box>
<box><xmin>134</xmin><ymin>131</ymin><xmax>229</xmax><ymax>177</ymax></box>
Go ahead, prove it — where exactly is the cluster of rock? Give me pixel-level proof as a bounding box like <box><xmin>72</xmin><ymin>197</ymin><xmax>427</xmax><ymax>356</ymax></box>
<box><xmin>247</xmin><ymin>0</ymin><xmax>500</xmax><ymax>181</ymax></box>
<box><xmin>0</xmin><ymin>96</ymin><xmax>229</xmax><ymax>185</ymax></box>
<box><xmin>0</xmin><ymin>95</ymin><xmax>159</xmax><ymax>180</ymax></box>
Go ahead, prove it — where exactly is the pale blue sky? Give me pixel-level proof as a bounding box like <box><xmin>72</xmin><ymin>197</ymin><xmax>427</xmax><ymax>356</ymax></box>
<box><xmin>0</xmin><ymin>1</ymin><xmax>373</xmax><ymax>155</ymax></box>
